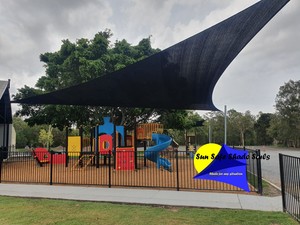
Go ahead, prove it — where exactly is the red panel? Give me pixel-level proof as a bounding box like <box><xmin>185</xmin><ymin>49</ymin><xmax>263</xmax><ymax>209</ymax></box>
<box><xmin>35</xmin><ymin>148</ymin><xmax>66</xmax><ymax>164</ymax></box>
<box><xmin>116</xmin><ymin>147</ymin><xmax>135</xmax><ymax>170</ymax></box>
<box><xmin>99</xmin><ymin>134</ymin><xmax>113</xmax><ymax>155</ymax></box>
<box><xmin>52</xmin><ymin>154</ymin><xmax>66</xmax><ymax>164</ymax></box>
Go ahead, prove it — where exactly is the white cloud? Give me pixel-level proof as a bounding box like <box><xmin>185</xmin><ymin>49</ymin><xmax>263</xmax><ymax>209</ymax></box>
<box><xmin>0</xmin><ymin>0</ymin><xmax>114</xmax><ymax>90</ymax></box>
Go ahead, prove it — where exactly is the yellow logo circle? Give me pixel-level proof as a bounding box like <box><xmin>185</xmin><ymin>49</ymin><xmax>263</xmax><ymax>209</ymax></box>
<box><xmin>194</xmin><ymin>143</ymin><xmax>222</xmax><ymax>173</ymax></box>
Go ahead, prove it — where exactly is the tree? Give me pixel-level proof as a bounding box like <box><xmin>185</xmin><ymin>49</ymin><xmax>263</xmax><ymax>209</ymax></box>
<box><xmin>13</xmin><ymin>116</ymin><xmax>67</xmax><ymax>148</ymax></box>
<box><xmin>158</xmin><ymin>111</ymin><xmax>206</xmax><ymax>145</ymax></box>
<box><xmin>254</xmin><ymin>113</ymin><xmax>273</xmax><ymax>145</ymax></box>
<box><xmin>14</xmin><ymin>30</ymin><xmax>161</xmax><ymax>130</ymax></box>
<box><xmin>203</xmin><ymin>111</ymin><xmax>225</xmax><ymax>145</ymax></box>
<box><xmin>13</xmin><ymin>116</ymin><xmax>48</xmax><ymax>148</ymax></box>
<box><xmin>13</xmin><ymin>117</ymin><xmax>28</xmax><ymax>148</ymax></box>
<box><xmin>273</xmin><ymin>80</ymin><xmax>300</xmax><ymax>147</ymax></box>
<box><xmin>229</xmin><ymin>110</ymin><xmax>255</xmax><ymax>146</ymax></box>
<box><xmin>52</xmin><ymin>127</ymin><xmax>66</xmax><ymax>147</ymax></box>
<box><xmin>267</xmin><ymin>113</ymin><xmax>289</xmax><ymax>146</ymax></box>
<box><xmin>202</xmin><ymin>109</ymin><xmax>256</xmax><ymax>146</ymax></box>
<box><xmin>158</xmin><ymin>110</ymin><xmax>191</xmax><ymax>130</ymax></box>
<box><xmin>38</xmin><ymin>125</ymin><xmax>54</xmax><ymax>148</ymax></box>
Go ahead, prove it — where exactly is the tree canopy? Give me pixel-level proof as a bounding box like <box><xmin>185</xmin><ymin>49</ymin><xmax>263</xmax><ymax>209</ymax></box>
<box><xmin>254</xmin><ymin>113</ymin><xmax>273</xmax><ymax>145</ymax></box>
<box><xmin>203</xmin><ymin>109</ymin><xmax>255</xmax><ymax>146</ymax></box>
<box><xmin>270</xmin><ymin>80</ymin><xmax>300</xmax><ymax>147</ymax></box>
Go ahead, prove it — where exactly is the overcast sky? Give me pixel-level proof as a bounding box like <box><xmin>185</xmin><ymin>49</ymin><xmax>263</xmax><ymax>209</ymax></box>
<box><xmin>0</xmin><ymin>0</ymin><xmax>299</xmax><ymax>115</ymax></box>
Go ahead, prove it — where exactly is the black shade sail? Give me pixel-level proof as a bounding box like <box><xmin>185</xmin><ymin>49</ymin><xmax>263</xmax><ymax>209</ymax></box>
<box><xmin>13</xmin><ymin>0</ymin><xmax>289</xmax><ymax>110</ymax></box>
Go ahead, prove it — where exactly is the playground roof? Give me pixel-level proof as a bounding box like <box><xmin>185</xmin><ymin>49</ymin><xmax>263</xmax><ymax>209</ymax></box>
<box><xmin>0</xmin><ymin>80</ymin><xmax>12</xmax><ymax>124</ymax></box>
<box><xmin>12</xmin><ymin>0</ymin><xmax>289</xmax><ymax>111</ymax></box>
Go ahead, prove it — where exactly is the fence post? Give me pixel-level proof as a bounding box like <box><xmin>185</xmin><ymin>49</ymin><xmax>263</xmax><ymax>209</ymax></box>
<box><xmin>65</xmin><ymin>127</ymin><xmax>69</xmax><ymax>167</ymax></box>
<box><xmin>108</xmin><ymin>150</ymin><xmax>111</xmax><ymax>188</ymax></box>
<box><xmin>176</xmin><ymin>149</ymin><xmax>179</xmax><ymax>191</ymax></box>
<box><xmin>143</xmin><ymin>141</ymin><xmax>147</xmax><ymax>167</ymax></box>
<box><xmin>95</xmin><ymin>126</ymin><xmax>100</xmax><ymax>168</ymax></box>
<box><xmin>256</xmin><ymin>149</ymin><xmax>263</xmax><ymax>194</ymax></box>
<box><xmin>50</xmin><ymin>151</ymin><xmax>53</xmax><ymax>185</ymax></box>
<box><xmin>0</xmin><ymin>148</ymin><xmax>2</xmax><ymax>183</ymax></box>
<box><xmin>134</xmin><ymin>126</ymin><xmax>138</xmax><ymax>169</ymax></box>
<box><xmin>279</xmin><ymin>153</ymin><xmax>286</xmax><ymax>212</ymax></box>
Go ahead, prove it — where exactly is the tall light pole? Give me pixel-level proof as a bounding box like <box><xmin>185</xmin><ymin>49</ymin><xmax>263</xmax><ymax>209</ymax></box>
<box><xmin>208</xmin><ymin>123</ymin><xmax>212</xmax><ymax>143</ymax></box>
<box><xmin>224</xmin><ymin>105</ymin><xmax>227</xmax><ymax>145</ymax></box>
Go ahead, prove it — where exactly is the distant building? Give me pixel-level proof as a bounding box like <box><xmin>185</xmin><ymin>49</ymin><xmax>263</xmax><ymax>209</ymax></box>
<box><xmin>0</xmin><ymin>80</ymin><xmax>15</xmax><ymax>159</ymax></box>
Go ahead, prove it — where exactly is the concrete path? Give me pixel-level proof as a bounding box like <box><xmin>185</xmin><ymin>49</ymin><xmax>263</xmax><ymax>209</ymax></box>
<box><xmin>0</xmin><ymin>183</ymin><xmax>282</xmax><ymax>212</ymax></box>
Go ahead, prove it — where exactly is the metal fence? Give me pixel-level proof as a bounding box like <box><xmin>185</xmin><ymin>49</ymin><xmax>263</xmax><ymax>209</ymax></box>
<box><xmin>0</xmin><ymin>148</ymin><xmax>262</xmax><ymax>193</ymax></box>
<box><xmin>0</xmin><ymin>145</ymin><xmax>16</xmax><ymax>160</ymax></box>
<box><xmin>279</xmin><ymin>154</ymin><xmax>300</xmax><ymax>222</ymax></box>
<box><xmin>246</xmin><ymin>148</ymin><xmax>263</xmax><ymax>194</ymax></box>
<box><xmin>233</xmin><ymin>146</ymin><xmax>263</xmax><ymax>194</ymax></box>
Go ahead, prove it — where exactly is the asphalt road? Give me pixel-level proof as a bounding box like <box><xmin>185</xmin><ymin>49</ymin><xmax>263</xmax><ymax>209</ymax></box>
<box><xmin>254</xmin><ymin>146</ymin><xmax>300</xmax><ymax>188</ymax></box>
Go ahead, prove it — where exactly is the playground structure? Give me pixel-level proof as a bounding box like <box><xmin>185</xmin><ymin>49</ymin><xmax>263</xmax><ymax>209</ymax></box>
<box><xmin>185</xmin><ymin>131</ymin><xmax>197</xmax><ymax>158</ymax></box>
<box><xmin>144</xmin><ymin>133</ymin><xmax>172</xmax><ymax>171</ymax></box>
<box><xmin>41</xmin><ymin>117</ymin><xmax>174</xmax><ymax>172</ymax></box>
<box><xmin>136</xmin><ymin>123</ymin><xmax>163</xmax><ymax>140</ymax></box>
<box><xmin>33</xmin><ymin>147</ymin><xmax>66</xmax><ymax>167</ymax></box>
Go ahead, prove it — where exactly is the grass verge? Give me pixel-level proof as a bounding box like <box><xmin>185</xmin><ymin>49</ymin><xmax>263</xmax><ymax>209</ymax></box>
<box><xmin>262</xmin><ymin>179</ymin><xmax>281</xmax><ymax>196</ymax></box>
<box><xmin>0</xmin><ymin>196</ymin><xmax>297</xmax><ymax>225</ymax></box>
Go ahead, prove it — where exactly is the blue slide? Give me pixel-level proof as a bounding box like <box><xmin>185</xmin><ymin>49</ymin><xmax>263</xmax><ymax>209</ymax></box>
<box><xmin>144</xmin><ymin>133</ymin><xmax>172</xmax><ymax>171</ymax></box>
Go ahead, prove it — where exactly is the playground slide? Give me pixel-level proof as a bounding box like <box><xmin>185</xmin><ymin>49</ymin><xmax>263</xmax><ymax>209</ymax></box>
<box><xmin>144</xmin><ymin>133</ymin><xmax>172</xmax><ymax>171</ymax></box>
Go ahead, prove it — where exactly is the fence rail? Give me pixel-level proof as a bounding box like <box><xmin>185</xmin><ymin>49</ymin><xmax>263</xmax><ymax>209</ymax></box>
<box><xmin>279</xmin><ymin>153</ymin><xmax>300</xmax><ymax>222</ymax></box>
<box><xmin>1</xmin><ymin>147</ymin><xmax>262</xmax><ymax>193</ymax></box>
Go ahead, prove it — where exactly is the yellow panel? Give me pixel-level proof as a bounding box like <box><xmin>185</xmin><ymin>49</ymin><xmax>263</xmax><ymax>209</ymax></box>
<box><xmin>68</xmin><ymin>136</ymin><xmax>81</xmax><ymax>156</ymax></box>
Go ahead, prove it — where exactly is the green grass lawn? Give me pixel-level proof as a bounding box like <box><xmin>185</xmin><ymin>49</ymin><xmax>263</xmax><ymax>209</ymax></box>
<box><xmin>0</xmin><ymin>196</ymin><xmax>297</xmax><ymax>225</ymax></box>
